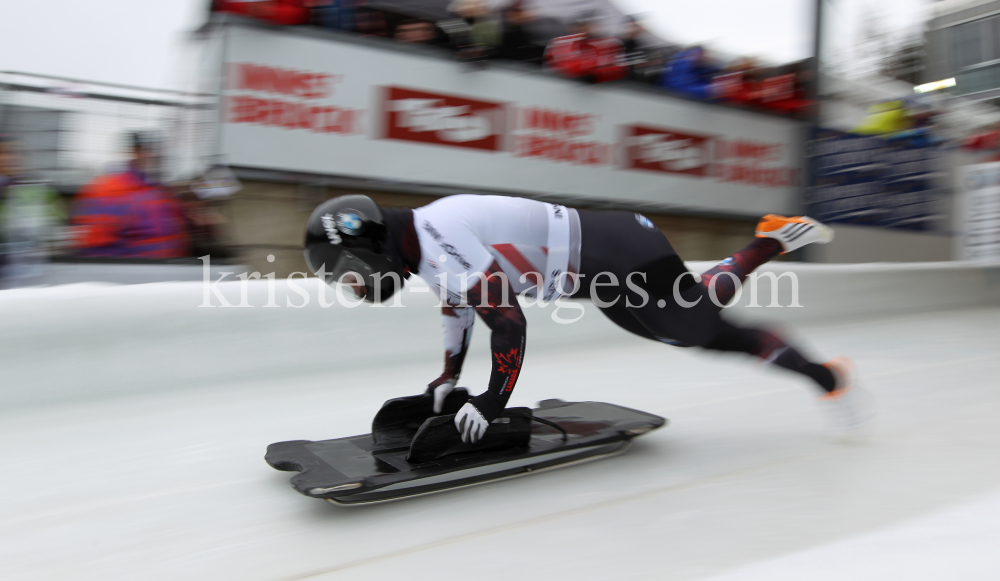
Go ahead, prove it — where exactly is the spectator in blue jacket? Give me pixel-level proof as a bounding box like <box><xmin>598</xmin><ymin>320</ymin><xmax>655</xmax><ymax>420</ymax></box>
<box><xmin>659</xmin><ymin>45</ymin><xmax>719</xmax><ymax>100</ymax></box>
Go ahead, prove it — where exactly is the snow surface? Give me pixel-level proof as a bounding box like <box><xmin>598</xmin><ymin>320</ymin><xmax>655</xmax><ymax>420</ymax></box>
<box><xmin>0</xmin><ymin>279</ymin><xmax>998</xmax><ymax>580</ymax></box>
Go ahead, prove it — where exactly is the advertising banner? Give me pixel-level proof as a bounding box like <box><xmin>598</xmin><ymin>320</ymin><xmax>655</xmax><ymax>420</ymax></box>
<box><xmin>217</xmin><ymin>25</ymin><xmax>803</xmax><ymax>217</ymax></box>
<box><xmin>959</xmin><ymin>163</ymin><xmax>1000</xmax><ymax>262</ymax></box>
<box><xmin>805</xmin><ymin>128</ymin><xmax>943</xmax><ymax>231</ymax></box>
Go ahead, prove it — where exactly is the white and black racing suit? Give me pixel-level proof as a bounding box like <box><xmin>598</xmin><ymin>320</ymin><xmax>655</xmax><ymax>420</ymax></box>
<box><xmin>383</xmin><ymin>195</ymin><xmax>838</xmax><ymax>423</ymax></box>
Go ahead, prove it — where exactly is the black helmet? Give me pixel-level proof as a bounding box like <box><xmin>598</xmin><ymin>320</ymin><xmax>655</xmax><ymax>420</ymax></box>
<box><xmin>304</xmin><ymin>195</ymin><xmax>404</xmax><ymax>303</ymax></box>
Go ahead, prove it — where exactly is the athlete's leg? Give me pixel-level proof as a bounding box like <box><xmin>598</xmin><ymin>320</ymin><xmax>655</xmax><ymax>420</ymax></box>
<box><xmin>572</xmin><ymin>260</ymin><xmax>665</xmax><ymax>342</ymax></box>
<box><xmin>700</xmin><ymin>319</ymin><xmax>837</xmax><ymax>393</ymax></box>
<box><xmin>701</xmin><ymin>317</ymin><xmax>874</xmax><ymax>429</ymax></box>
<box><xmin>594</xmin><ymin>300</ymin><xmax>660</xmax><ymax>341</ymax></box>
<box><xmin>616</xmin><ymin>267</ymin><xmax>836</xmax><ymax>393</ymax></box>
<box><xmin>698</xmin><ymin>238</ymin><xmax>781</xmax><ymax>306</ymax></box>
<box><xmin>575</xmin><ymin>208</ymin><xmax>841</xmax><ymax>397</ymax></box>
<box><xmin>699</xmin><ymin>215</ymin><xmax>836</xmax><ymax>306</ymax></box>
<box><xmin>575</xmin><ymin>210</ymin><xmax>684</xmax><ymax>342</ymax></box>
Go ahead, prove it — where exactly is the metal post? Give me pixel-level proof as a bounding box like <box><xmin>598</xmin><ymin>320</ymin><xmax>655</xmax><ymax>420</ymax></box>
<box><xmin>801</xmin><ymin>0</ymin><xmax>825</xmax><ymax>261</ymax></box>
<box><xmin>809</xmin><ymin>0</ymin><xmax>824</xmax><ymax>107</ymax></box>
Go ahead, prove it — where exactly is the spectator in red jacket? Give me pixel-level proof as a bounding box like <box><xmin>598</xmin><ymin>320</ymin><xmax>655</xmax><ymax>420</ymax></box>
<box><xmin>212</xmin><ymin>0</ymin><xmax>310</xmax><ymax>26</ymax></box>
<box><xmin>711</xmin><ymin>58</ymin><xmax>758</xmax><ymax>105</ymax></box>
<box><xmin>751</xmin><ymin>61</ymin><xmax>814</xmax><ymax>118</ymax></box>
<box><xmin>545</xmin><ymin>12</ymin><xmax>625</xmax><ymax>84</ymax></box>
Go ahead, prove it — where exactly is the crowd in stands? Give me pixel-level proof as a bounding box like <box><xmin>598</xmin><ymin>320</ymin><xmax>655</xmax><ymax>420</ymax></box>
<box><xmin>209</xmin><ymin>0</ymin><xmax>816</xmax><ymax>118</ymax></box>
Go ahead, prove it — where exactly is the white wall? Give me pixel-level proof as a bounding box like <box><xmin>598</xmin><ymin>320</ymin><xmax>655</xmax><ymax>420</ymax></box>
<box><xmin>3</xmin><ymin>262</ymin><xmax>997</xmax><ymax>409</ymax></box>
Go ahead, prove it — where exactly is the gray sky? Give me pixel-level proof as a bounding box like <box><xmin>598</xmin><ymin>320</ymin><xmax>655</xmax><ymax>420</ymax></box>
<box><xmin>616</xmin><ymin>0</ymin><xmax>933</xmax><ymax>65</ymax></box>
<box><xmin>0</xmin><ymin>0</ymin><xmax>207</xmax><ymax>89</ymax></box>
<box><xmin>0</xmin><ymin>0</ymin><xmax>932</xmax><ymax>91</ymax></box>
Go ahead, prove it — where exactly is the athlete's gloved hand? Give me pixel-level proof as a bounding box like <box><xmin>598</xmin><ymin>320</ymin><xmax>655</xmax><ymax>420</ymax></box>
<box><xmin>426</xmin><ymin>376</ymin><xmax>457</xmax><ymax>414</ymax></box>
<box><xmin>455</xmin><ymin>402</ymin><xmax>489</xmax><ymax>444</ymax></box>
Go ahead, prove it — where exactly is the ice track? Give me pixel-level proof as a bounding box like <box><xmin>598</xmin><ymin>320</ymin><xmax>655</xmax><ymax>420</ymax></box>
<box><xmin>1</xmin><ymin>275</ymin><xmax>999</xmax><ymax>580</ymax></box>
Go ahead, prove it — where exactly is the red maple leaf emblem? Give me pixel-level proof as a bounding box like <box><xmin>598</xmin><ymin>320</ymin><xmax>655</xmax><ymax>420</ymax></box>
<box><xmin>495</xmin><ymin>348</ymin><xmax>521</xmax><ymax>391</ymax></box>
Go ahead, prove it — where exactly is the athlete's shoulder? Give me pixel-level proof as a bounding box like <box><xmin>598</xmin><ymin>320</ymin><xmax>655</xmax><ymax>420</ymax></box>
<box><xmin>420</xmin><ymin>194</ymin><xmax>496</xmax><ymax>210</ymax></box>
<box><xmin>417</xmin><ymin>195</ymin><xmax>551</xmax><ymax>227</ymax></box>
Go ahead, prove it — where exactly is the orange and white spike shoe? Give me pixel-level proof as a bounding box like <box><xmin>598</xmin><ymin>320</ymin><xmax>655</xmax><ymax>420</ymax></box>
<box><xmin>755</xmin><ymin>215</ymin><xmax>834</xmax><ymax>254</ymax></box>
<box><xmin>819</xmin><ymin>357</ymin><xmax>877</xmax><ymax>438</ymax></box>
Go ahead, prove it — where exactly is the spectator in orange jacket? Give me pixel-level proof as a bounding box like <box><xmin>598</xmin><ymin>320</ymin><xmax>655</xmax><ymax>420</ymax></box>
<box><xmin>71</xmin><ymin>132</ymin><xmax>189</xmax><ymax>259</ymax></box>
<box><xmin>545</xmin><ymin>12</ymin><xmax>625</xmax><ymax>84</ymax></box>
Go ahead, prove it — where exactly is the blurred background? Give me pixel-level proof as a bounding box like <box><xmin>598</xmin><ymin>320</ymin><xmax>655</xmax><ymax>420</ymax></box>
<box><xmin>2</xmin><ymin>2</ymin><xmax>1000</xmax><ymax>580</ymax></box>
<box><xmin>2</xmin><ymin>0</ymin><xmax>999</xmax><ymax>286</ymax></box>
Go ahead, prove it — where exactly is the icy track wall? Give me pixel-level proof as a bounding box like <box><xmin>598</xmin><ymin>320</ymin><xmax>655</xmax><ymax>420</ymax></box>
<box><xmin>1</xmin><ymin>261</ymin><xmax>997</xmax><ymax>410</ymax></box>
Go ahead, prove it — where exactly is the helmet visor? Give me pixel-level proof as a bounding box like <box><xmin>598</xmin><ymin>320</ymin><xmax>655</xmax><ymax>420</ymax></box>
<box><xmin>309</xmin><ymin>249</ymin><xmax>402</xmax><ymax>302</ymax></box>
<box><xmin>314</xmin><ymin>250</ymin><xmax>371</xmax><ymax>284</ymax></box>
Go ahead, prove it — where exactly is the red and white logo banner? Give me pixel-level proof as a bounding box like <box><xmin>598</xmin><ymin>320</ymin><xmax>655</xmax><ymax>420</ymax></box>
<box><xmin>219</xmin><ymin>25</ymin><xmax>801</xmax><ymax>216</ymax></box>
<box><xmin>381</xmin><ymin>86</ymin><xmax>506</xmax><ymax>152</ymax></box>
<box><xmin>622</xmin><ymin>124</ymin><xmax>712</xmax><ymax>177</ymax></box>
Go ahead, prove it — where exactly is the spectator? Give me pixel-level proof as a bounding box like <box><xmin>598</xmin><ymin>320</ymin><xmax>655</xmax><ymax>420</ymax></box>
<box><xmin>619</xmin><ymin>15</ymin><xmax>653</xmax><ymax>80</ymax></box>
<box><xmin>0</xmin><ymin>137</ymin><xmax>66</xmax><ymax>282</ymax></box>
<box><xmin>748</xmin><ymin>62</ymin><xmax>804</xmax><ymax>116</ymax></box>
<box><xmin>635</xmin><ymin>48</ymin><xmax>669</xmax><ymax>84</ymax></box>
<box><xmin>312</xmin><ymin>0</ymin><xmax>356</xmax><ymax>32</ymax></box>
<box><xmin>711</xmin><ymin>57</ymin><xmax>757</xmax><ymax>104</ymax></box>
<box><xmin>852</xmin><ymin>101</ymin><xmax>910</xmax><ymax>136</ymax></box>
<box><xmin>353</xmin><ymin>2</ymin><xmax>387</xmax><ymax>37</ymax></box>
<box><xmin>447</xmin><ymin>0</ymin><xmax>502</xmax><ymax>61</ymax></box>
<box><xmin>880</xmin><ymin>98</ymin><xmax>943</xmax><ymax>147</ymax></box>
<box><xmin>71</xmin><ymin>132</ymin><xmax>189</xmax><ymax>259</ymax></box>
<box><xmin>175</xmin><ymin>193</ymin><xmax>232</xmax><ymax>260</ymax></box>
<box><xmin>499</xmin><ymin>2</ymin><xmax>545</xmax><ymax>63</ymax></box>
<box><xmin>658</xmin><ymin>45</ymin><xmax>719</xmax><ymax>100</ymax></box>
<box><xmin>395</xmin><ymin>19</ymin><xmax>438</xmax><ymax>45</ymax></box>
<box><xmin>313</xmin><ymin>0</ymin><xmax>387</xmax><ymax>36</ymax></box>
<box><xmin>545</xmin><ymin>12</ymin><xmax>626</xmax><ymax>84</ymax></box>
<box><xmin>436</xmin><ymin>9</ymin><xmax>472</xmax><ymax>51</ymax></box>
<box><xmin>180</xmin><ymin>164</ymin><xmax>240</xmax><ymax>259</ymax></box>
<box><xmin>212</xmin><ymin>0</ymin><xmax>310</xmax><ymax>26</ymax></box>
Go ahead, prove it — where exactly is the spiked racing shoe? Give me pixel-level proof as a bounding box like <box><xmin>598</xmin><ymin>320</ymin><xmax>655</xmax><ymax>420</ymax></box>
<box><xmin>819</xmin><ymin>357</ymin><xmax>877</xmax><ymax>438</ymax></box>
<box><xmin>755</xmin><ymin>214</ymin><xmax>834</xmax><ymax>254</ymax></box>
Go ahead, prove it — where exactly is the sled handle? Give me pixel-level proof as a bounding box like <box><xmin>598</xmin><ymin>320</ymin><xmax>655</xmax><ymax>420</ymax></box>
<box><xmin>530</xmin><ymin>416</ymin><xmax>569</xmax><ymax>442</ymax></box>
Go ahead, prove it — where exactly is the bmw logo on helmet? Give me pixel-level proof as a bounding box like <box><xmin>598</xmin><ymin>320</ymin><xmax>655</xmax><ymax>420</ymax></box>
<box><xmin>635</xmin><ymin>213</ymin><xmax>656</xmax><ymax>231</ymax></box>
<box><xmin>336</xmin><ymin>210</ymin><xmax>366</xmax><ymax>235</ymax></box>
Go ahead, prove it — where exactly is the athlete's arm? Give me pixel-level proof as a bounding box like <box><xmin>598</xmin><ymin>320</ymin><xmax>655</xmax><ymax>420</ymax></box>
<box><xmin>465</xmin><ymin>261</ymin><xmax>527</xmax><ymax>424</ymax></box>
<box><xmin>426</xmin><ymin>305</ymin><xmax>474</xmax><ymax>413</ymax></box>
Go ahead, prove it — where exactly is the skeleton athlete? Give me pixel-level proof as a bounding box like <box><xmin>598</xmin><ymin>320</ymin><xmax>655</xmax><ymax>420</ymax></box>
<box><xmin>304</xmin><ymin>194</ymin><xmax>873</xmax><ymax>443</ymax></box>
